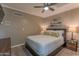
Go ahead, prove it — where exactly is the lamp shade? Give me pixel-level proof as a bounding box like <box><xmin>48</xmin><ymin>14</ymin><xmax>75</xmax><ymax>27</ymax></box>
<box><xmin>68</xmin><ymin>26</ymin><xmax>76</xmax><ymax>32</ymax></box>
<box><xmin>76</xmin><ymin>26</ymin><xmax>79</xmax><ymax>33</ymax></box>
<box><xmin>40</xmin><ymin>24</ymin><xmax>48</xmax><ymax>34</ymax></box>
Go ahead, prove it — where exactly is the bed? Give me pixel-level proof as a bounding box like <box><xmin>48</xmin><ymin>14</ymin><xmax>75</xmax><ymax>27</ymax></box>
<box><xmin>25</xmin><ymin>29</ymin><xmax>66</xmax><ymax>56</ymax></box>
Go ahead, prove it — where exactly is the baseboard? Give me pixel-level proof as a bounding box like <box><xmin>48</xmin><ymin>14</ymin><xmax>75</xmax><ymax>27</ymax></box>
<box><xmin>11</xmin><ymin>43</ymin><xmax>24</xmax><ymax>48</ymax></box>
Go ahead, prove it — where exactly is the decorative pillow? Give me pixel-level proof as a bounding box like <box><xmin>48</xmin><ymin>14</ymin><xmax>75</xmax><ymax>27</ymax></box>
<box><xmin>50</xmin><ymin>32</ymin><xmax>59</xmax><ymax>37</ymax></box>
<box><xmin>43</xmin><ymin>31</ymin><xmax>50</xmax><ymax>35</ymax></box>
<box><xmin>43</xmin><ymin>31</ymin><xmax>59</xmax><ymax>37</ymax></box>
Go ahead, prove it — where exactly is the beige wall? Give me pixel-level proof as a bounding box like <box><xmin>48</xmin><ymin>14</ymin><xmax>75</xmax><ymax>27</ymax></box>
<box><xmin>1</xmin><ymin>6</ymin><xmax>79</xmax><ymax>47</ymax></box>
<box><xmin>0</xmin><ymin>7</ymin><xmax>42</xmax><ymax>46</ymax></box>
<box><xmin>45</xmin><ymin>8</ymin><xmax>79</xmax><ymax>46</ymax></box>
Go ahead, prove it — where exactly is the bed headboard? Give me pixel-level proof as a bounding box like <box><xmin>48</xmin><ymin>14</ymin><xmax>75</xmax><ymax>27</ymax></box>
<box><xmin>47</xmin><ymin>28</ymin><xmax>66</xmax><ymax>46</ymax></box>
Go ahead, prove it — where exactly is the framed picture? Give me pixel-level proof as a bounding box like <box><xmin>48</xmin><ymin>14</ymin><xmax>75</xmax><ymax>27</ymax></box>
<box><xmin>50</xmin><ymin>17</ymin><xmax>62</xmax><ymax>25</ymax></box>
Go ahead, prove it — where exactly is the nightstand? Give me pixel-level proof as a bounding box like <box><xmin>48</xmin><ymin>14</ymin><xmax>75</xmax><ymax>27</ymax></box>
<box><xmin>66</xmin><ymin>40</ymin><xmax>78</xmax><ymax>52</ymax></box>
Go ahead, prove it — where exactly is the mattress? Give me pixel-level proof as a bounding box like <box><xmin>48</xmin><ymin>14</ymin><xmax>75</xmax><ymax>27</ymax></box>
<box><xmin>26</xmin><ymin>35</ymin><xmax>64</xmax><ymax>56</ymax></box>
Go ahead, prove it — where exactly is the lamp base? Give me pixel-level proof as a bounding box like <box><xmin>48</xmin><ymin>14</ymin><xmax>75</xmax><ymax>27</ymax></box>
<box><xmin>71</xmin><ymin>32</ymin><xmax>74</xmax><ymax>40</ymax></box>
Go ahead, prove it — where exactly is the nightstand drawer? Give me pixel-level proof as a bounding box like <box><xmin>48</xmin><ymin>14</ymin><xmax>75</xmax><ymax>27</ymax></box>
<box><xmin>67</xmin><ymin>46</ymin><xmax>77</xmax><ymax>51</ymax></box>
<box><xmin>67</xmin><ymin>44</ymin><xmax>76</xmax><ymax>48</ymax></box>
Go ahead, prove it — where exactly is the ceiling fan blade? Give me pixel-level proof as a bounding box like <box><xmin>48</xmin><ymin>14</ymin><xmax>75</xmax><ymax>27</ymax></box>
<box><xmin>49</xmin><ymin>7</ymin><xmax>55</xmax><ymax>11</ymax></box>
<box><xmin>34</xmin><ymin>6</ymin><xmax>44</xmax><ymax>8</ymax></box>
<box><xmin>47</xmin><ymin>3</ymin><xmax>57</xmax><ymax>6</ymax></box>
<box><xmin>41</xmin><ymin>9</ymin><xmax>45</xmax><ymax>13</ymax></box>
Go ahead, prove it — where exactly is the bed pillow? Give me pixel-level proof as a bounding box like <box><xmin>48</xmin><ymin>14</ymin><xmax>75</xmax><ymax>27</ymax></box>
<box><xmin>43</xmin><ymin>31</ymin><xmax>59</xmax><ymax>37</ymax></box>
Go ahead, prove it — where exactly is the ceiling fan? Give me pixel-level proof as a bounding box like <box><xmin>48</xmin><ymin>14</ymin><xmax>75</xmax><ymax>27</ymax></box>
<box><xmin>33</xmin><ymin>3</ymin><xmax>57</xmax><ymax>13</ymax></box>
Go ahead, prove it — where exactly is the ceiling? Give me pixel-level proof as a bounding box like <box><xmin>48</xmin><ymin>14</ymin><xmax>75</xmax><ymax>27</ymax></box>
<box><xmin>1</xmin><ymin>3</ymin><xmax>79</xmax><ymax>18</ymax></box>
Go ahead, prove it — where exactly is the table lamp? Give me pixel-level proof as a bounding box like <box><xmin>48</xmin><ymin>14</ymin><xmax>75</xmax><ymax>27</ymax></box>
<box><xmin>40</xmin><ymin>24</ymin><xmax>48</xmax><ymax>34</ymax></box>
<box><xmin>69</xmin><ymin>26</ymin><xmax>76</xmax><ymax>40</ymax></box>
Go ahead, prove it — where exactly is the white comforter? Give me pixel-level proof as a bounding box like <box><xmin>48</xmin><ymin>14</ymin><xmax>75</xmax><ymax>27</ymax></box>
<box><xmin>26</xmin><ymin>35</ymin><xmax>64</xmax><ymax>56</ymax></box>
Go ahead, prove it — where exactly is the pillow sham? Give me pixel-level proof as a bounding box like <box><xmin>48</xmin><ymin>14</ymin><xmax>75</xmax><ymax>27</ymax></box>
<box><xmin>47</xmin><ymin>30</ymin><xmax>64</xmax><ymax>37</ymax></box>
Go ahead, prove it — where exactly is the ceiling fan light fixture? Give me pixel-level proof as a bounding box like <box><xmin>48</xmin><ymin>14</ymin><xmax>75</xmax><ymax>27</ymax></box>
<box><xmin>44</xmin><ymin>7</ymin><xmax>49</xmax><ymax>11</ymax></box>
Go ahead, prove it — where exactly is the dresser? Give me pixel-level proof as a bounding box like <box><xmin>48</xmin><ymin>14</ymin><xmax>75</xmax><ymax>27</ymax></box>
<box><xmin>0</xmin><ymin>38</ymin><xmax>11</xmax><ymax>56</ymax></box>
